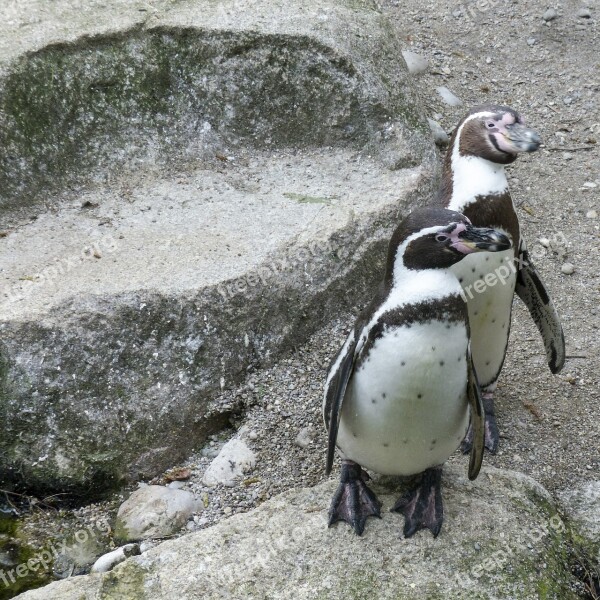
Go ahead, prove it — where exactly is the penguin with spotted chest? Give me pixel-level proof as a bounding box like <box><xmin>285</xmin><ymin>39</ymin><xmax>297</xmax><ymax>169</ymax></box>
<box><xmin>436</xmin><ymin>105</ymin><xmax>565</xmax><ymax>454</ymax></box>
<box><xmin>323</xmin><ymin>207</ymin><xmax>511</xmax><ymax>537</ymax></box>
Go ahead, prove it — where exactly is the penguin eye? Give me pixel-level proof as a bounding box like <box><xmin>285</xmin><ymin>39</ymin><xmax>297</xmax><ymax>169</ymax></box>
<box><xmin>486</xmin><ymin>121</ymin><xmax>496</xmax><ymax>129</ymax></box>
<box><xmin>436</xmin><ymin>234</ymin><xmax>449</xmax><ymax>243</ymax></box>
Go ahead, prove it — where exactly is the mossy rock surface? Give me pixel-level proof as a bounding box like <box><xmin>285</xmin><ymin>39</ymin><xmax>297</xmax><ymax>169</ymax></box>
<box><xmin>14</xmin><ymin>466</ymin><xmax>586</xmax><ymax>599</ymax></box>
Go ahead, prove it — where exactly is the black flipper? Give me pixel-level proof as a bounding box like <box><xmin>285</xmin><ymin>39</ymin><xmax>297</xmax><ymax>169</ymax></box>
<box><xmin>466</xmin><ymin>352</ymin><xmax>485</xmax><ymax>480</ymax></box>
<box><xmin>461</xmin><ymin>391</ymin><xmax>499</xmax><ymax>455</ymax></box>
<box><xmin>323</xmin><ymin>331</ymin><xmax>359</xmax><ymax>475</ymax></box>
<box><xmin>328</xmin><ymin>460</ymin><xmax>382</xmax><ymax>536</ymax></box>
<box><xmin>515</xmin><ymin>241</ymin><xmax>566</xmax><ymax>374</ymax></box>
<box><xmin>391</xmin><ymin>467</ymin><xmax>444</xmax><ymax>538</ymax></box>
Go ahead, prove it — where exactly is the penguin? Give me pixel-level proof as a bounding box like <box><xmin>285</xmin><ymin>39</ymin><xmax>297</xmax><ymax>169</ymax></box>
<box><xmin>435</xmin><ymin>105</ymin><xmax>566</xmax><ymax>453</ymax></box>
<box><xmin>323</xmin><ymin>207</ymin><xmax>511</xmax><ymax>537</ymax></box>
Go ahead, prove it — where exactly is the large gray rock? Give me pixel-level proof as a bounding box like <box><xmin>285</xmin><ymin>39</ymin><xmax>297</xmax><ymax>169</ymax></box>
<box><xmin>15</xmin><ymin>466</ymin><xmax>583</xmax><ymax>599</ymax></box>
<box><xmin>114</xmin><ymin>484</ymin><xmax>201</xmax><ymax>542</ymax></box>
<box><xmin>0</xmin><ymin>0</ymin><xmax>436</xmax><ymax>498</ymax></box>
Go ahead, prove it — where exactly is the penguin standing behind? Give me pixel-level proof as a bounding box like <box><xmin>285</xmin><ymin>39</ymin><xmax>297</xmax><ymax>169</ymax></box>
<box><xmin>323</xmin><ymin>207</ymin><xmax>511</xmax><ymax>537</ymax></box>
<box><xmin>436</xmin><ymin>105</ymin><xmax>565</xmax><ymax>453</ymax></box>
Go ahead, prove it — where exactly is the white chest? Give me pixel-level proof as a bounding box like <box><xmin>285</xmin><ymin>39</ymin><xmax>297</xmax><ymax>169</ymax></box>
<box><xmin>450</xmin><ymin>248</ymin><xmax>516</xmax><ymax>386</ymax></box>
<box><xmin>336</xmin><ymin>321</ymin><xmax>470</xmax><ymax>475</ymax></box>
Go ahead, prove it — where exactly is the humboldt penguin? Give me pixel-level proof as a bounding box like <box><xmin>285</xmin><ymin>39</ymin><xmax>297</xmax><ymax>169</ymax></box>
<box><xmin>323</xmin><ymin>207</ymin><xmax>511</xmax><ymax>537</ymax></box>
<box><xmin>435</xmin><ymin>105</ymin><xmax>565</xmax><ymax>453</ymax></box>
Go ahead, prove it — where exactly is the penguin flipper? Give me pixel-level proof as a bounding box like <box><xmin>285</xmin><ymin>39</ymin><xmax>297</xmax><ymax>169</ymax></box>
<box><xmin>515</xmin><ymin>242</ymin><xmax>566</xmax><ymax>374</ymax></box>
<box><xmin>324</xmin><ymin>331</ymin><xmax>358</xmax><ymax>476</ymax></box>
<box><xmin>466</xmin><ymin>351</ymin><xmax>485</xmax><ymax>480</ymax></box>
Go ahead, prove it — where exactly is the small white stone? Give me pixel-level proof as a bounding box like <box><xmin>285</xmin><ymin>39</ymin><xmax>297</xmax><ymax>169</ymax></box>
<box><xmin>586</xmin><ymin>210</ymin><xmax>598</xmax><ymax>219</ymax></box>
<box><xmin>91</xmin><ymin>544</ymin><xmax>140</xmax><ymax>573</ymax></box>
<box><xmin>401</xmin><ymin>50</ymin><xmax>429</xmax><ymax>75</ymax></box>
<box><xmin>247</xmin><ymin>430</ymin><xmax>258</xmax><ymax>441</ymax></box>
<box><xmin>543</xmin><ymin>8</ymin><xmax>557</xmax><ymax>21</ymax></box>
<box><xmin>582</xmin><ymin>181</ymin><xmax>597</xmax><ymax>188</ymax></box>
<box><xmin>538</xmin><ymin>237</ymin><xmax>550</xmax><ymax>248</ymax></box>
<box><xmin>561</xmin><ymin>263</ymin><xmax>575</xmax><ymax>275</ymax></box>
<box><xmin>577</xmin><ymin>7</ymin><xmax>591</xmax><ymax>18</ymax></box>
<box><xmin>527</xmin><ymin>37</ymin><xmax>537</xmax><ymax>46</ymax></box>
<box><xmin>295</xmin><ymin>426</ymin><xmax>316</xmax><ymax>449</ymax></box>
<box><xmin>485</xmin><ymin>57</ymin><xmax>492</xmax><ymax>64</ymax></box>
<box><xmin>436</xmin><ymin>86</ymin><xmax>462</xmax><ymax>107</ymax></box>
<box><xmin>203</xmin><ymin>438</ymin><xmax>256</xmax><ymax>486</ymax></box>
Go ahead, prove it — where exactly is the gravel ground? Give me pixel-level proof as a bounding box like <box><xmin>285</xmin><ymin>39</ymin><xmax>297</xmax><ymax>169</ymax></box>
<box><xmin>11</xmin><ymin>0</ymin><xmax>599</xmax><ymax>581</ymax></box>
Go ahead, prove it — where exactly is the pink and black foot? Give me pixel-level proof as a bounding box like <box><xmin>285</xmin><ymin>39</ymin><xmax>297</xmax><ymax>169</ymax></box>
<box><xmin>391</xmin><ymin>467</ymin><xmax>444</xmax><ymax>538</ymax></box>
<box><xmin>328</xmin><ymin>460</ymin><xmax>382</xmax><ymax>536</ymax></box>
<box><xmin>461</xmin><ymin>391</ymin><xmax>499</xmax><ymax>454</ymax></box>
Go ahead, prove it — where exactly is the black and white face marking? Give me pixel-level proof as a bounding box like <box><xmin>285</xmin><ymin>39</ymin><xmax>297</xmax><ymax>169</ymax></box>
<box><xmin>458</xmin><ymin>106</ymin><xmax>541</xmax><ymax>164</ymax></box>
<box><xmin>402</xmin><ymin>222</ymin><xmax>511</xmax><ymax>271</ymax></box>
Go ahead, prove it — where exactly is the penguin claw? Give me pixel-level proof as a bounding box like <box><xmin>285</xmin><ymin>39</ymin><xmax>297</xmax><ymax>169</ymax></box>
<box><xmin>328</xmin><ymin>461</ymin><xmax>382</xmax><ymax>536</ymax></box>
<box><xmin>391</xmin><ymin>467</ymin><xmax>443</xmax><ymax>538</ymax></box>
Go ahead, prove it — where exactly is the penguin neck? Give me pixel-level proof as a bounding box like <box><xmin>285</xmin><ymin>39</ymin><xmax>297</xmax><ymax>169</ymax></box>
<box><xmin>389</xmin><ymin>266</ymin><xmax>461</xmax><ymax>306</ymax></box>
<box><xmin>442</xmin><ymin>142</ymin><xmax>509</xmax><ymax>213</ymax></box>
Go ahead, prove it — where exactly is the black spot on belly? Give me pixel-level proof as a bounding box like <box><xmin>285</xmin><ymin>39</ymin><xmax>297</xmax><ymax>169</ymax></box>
<box><xmin>353</xmin><ymin>432</ymin><xmax>357</xmax><ymax>438</ymax></box>
<box><xmin>471</xmin><ymin>268</ymin><xmax>476</xmax><ymax>273</ymax></box>
<box><xmin>459</xmin><ymin>277</ymin><xmax>464</xmax><ymax>283</ymax></box>
<box><xmin>432</xmin><ymin>346</ymin><xmax>436</xmax><ymax>351</ymax></box>
<box><xmin>502</xmin><ymin>322</ymin><xmax>506</xmax><ymax>329</ymax></box>
<box><xmin>382</xmin><ymin>392</ymin><xmax>386</xmax><ymax>399</ymax></box>
<box><xmin>431</xmin><ymin>439</ymin><xmax>437</xmax><ymax>445</ymax></box>
<box><xmin>417</xmin><ymin>393</ymin><xmax>422</xmax><ymax>399</ymax></box>
<box><xmin>492</xmin><ymin>318</ymin><xmax>496</xmax><ymax>323</ymax></box>
<box><xmin>458</xmin><ymin>356</ymin><xmax>462</xmax><ymax>362</ymax></box>
<box><xmin>474</xmin><ymin>311</ymin><xmax>479</xmax><ymax>316</ymax></box>
<box><xmin>371</xmin><ymin>398</ymin><xmax>377</xmax><ymax>404</ymax></box>
<box><xmin>403</xmin><ymin>438</ymin><xmax>408</xmax><ymax>444</ymax></box>
<box><xmin>383</xmin><ymin>442</ymin><xmax>390</xmax><ymax>448</ymax></box>
<box><xmin>401</xmin><ymin>361</ymin><xmax>406</xmax><ymax>366</ymax></box>
<box><xmin>486</xmin><ymin>361</ymin><xmax>491</xmax><ymax>366</ymax></box>
<box><xmin>446</xmin><ymin>324</ymin><xmax>451</xmax><ymax>329</ymax></box>
<box><xmin>485</xmin><ymin>257</ymin><xmax>489</xmax><ymax>262</ymax></box>
<box><xmin>439</xmin><ymin>360</ymin><xmax>445</xmax><ymax>366</ymax></box>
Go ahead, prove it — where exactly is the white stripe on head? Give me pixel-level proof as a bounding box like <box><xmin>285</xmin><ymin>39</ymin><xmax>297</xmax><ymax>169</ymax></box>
<box><xmin>448</xmin><ymin>111</ymin><xmax>509</xmax><ymax>212</ymax></box>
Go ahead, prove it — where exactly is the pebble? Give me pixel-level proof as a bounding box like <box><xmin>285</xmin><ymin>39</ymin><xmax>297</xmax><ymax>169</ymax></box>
<box><xmin>582</xmin><ymin>181</ymin><xmax>597</xmax><ymax>189</ymax></box>
<box><xmin>538</xmin><ymin>237</ymin><xmax>550</xmax><ymax>248</ymax></box>
<box><xmin>202</xmin><ymin>438</ymin><xmax>256</xmax><ymax>486</ymax></box>
<box><xmin>223</xmin><ymin>506</ymin><xmax>232</xmax><ymax>515</ymax></box>
<box><xmin>247</xmin><ymin>430</ymin><xmax>258</xmax><ymax>441</ymax></box>
<box><xmin>543</xmin><ymin>8</ymin><xmax>557</xmax><ymax>21</ymax></box>
<box><xmin>586</xmin><ymin>210</ymin><xmax>597</xmax><ymax>219</ymax></box>
<box><xmin>563</xmin><ymin>97</ymin><xmax>573</xmax><ymax>105</ymax></box>
<box><xmin>91</xmin><ymin>544</ymin><xmax>140</xmax><ymax>573</ymax></box>
<box><xmin>427</xmin><ymin>118</ymin><xmax>449</xmax><ymax>146</ymax></box>
<box><xmin>527</xmin><ymin>37</ymin><xmax>536</xmax><ymax>46</ymax></box>
<box><xmin>561</xmin><ymin>263</ymin><xmax>575</xmax><ymax>275</ymax></box>
<box><xmin>401</xmin><ymin>50</ymin><xmax>429</xmax><ymax>74</ymax></box>
<box><xmin>295</xmin><ymin>426</ymin><xmax>316</xmax><ymax>449</ymax></box>
<box><xmin>436</xmin><ymin>86</ymin><xmax>462</xmax><ymax>107</ymax></box>
<box><xmin>576</xmin><ymin>7</ymin><xmax>591</xmax><ymax>18</ymax></box>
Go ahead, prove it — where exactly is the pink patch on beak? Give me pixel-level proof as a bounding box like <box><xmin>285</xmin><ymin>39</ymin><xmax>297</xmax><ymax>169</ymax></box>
<box><xmin>449</xmin><ymin>223</ymin><xmax>475</xmax><ymax>254</ymax></box>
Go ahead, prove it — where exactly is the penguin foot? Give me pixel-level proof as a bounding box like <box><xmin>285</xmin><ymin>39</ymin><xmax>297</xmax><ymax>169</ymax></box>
<box><xmin>391</xmin><ymin>467</ymin><xmax>443</xmax><ymax>538</ymax></box>
<box><xmin>461</xmin><ymin>394</ymin><xmax>499</xmax><ymax>454</ymax></box>
<box><xmin>328</xmin><ymin>460</ymin><xmax>382</xmax><ymax>536</ymax></box>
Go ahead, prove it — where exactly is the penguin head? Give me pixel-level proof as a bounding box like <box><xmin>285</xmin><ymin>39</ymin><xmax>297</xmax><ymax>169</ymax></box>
<box><xmin>388</xmin><ymin>208</ymin><xmax>511</xmax><ymax>275</ymax></box>
<box><xmin>451</xmin><ymin>104</ymin><xmax>541</xmax><ymax>165</ymax></box>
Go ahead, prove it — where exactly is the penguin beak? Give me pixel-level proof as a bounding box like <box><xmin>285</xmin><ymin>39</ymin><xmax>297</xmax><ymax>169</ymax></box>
<box><xmin>453</xmin><ymin>226</ymin><xmax>512</xmax><ymax>254</ymax></box>
<box><xmin>503</xmin><ymin>122</ymin><xmax>541</xmax><ymax>153</ymax></box>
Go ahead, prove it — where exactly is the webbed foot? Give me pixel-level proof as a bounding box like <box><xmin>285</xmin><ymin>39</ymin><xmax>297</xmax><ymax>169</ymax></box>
<box><xmin>328</xmin><ymin>460</ymin><xmax>382</xmax><ymax>536</ymax></box>
<box><xmin>391</xmin><ymin>467</ymin><xmax>443</xmax><ymax>538</ymax></box>
<box><xmin>461</xmin><ymin>392</ymin><xmax>499</xmax><ymax>454</ymax></box>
